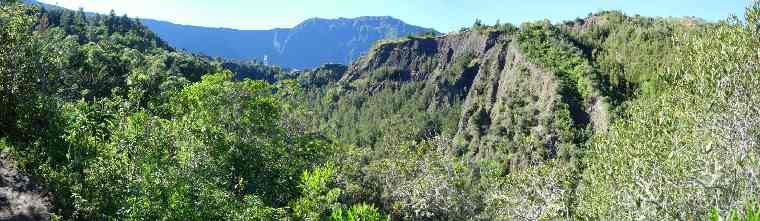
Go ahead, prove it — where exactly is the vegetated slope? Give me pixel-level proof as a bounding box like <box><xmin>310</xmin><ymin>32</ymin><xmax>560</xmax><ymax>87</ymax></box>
<box><xmin>316</xmin><ymin>22</ymin><xmax>606</xmax><ymax>169</ymax></box>
<box><xmin>141</xmin><ymin>16</ymin><xmax>438</xmax><ymax>69</ymax></box>
<box><xmin>0</xmin><ymin>2</ymin><xmax>335</xmax><ymax>220</ymax></box>
<box><xmin>7</xmin><ymin>0</ymin><xmax>760</xmax><ymax>219</ymax></box>
<box><xmin>316</xmin><ymin>12</ymin><xmax>700</xmax><ymax>167</ymax></box>
<box><xmin>317</xmin><ymin>31</ymin><xmax>499</xmax><ymax>148</ymax></box>
<box><xmin>288</xmin><ymin>10</ymin><xmax>733</xmax><ymax>220</ymax></box>
<box><xmin>573</xmin><ymin>11</ymin><xmax>760</xmax><ymax>220</ymax></box>
<box><xmin>283</xmin><ymin>23</ymin><xmax>602</xmax><ymax>220</ymax></box>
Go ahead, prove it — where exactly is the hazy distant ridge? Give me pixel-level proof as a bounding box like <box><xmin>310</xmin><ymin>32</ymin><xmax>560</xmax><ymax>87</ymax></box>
<box><xmin>26</xmin><ymin>0</ymin><xmax>437</xmax><ymax>69</ymax></box>
<box><xmin>141</xmin><ymin>16</ymin><xmax>438</xmax><ymax>68</ymax></box>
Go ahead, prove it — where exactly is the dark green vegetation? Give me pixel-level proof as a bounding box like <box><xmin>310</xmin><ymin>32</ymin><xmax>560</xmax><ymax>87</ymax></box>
<box><xmin>2</xmin><ymin>0</ymin><xmax>760</xmax><ymax>220</ymax></box>
<box><xmin>0</xmin><ymin>1</ymin><xmax>368</xmax><ymax>220</ymax></box>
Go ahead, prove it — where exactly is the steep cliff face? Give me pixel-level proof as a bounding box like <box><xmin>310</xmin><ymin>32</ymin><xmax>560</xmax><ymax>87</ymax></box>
<box><xmin>331</xmin><ymin>28</ymin><xmax>602</xmax><ymax>166</ymax></box>
<box><xmin>343</xmin><ymin>31</ymin><xmax>501</xmax><ymax>82</ymax></box>
<box><xmin>456</xmin><ymin>42</ymin><xmax>568</xmax><ymax>162</ymax></box>
<box><xmin>308</xmin><ymin>31</ymin><xmax>502</xmax><ymax>147</ymax></box>
<box><xmin>337</xmin><ymin>31</ymin><xmax>507</xmax><ymax>112</ymax></box>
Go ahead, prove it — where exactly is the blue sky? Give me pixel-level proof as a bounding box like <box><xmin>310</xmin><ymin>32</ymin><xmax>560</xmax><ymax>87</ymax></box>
<box><xmin>39</xmin><ymin>0</ymin><xmax>751</xmax><ymax>32</ymax></box>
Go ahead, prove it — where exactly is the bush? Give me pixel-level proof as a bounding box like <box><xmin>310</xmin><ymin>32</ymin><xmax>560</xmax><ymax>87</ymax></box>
<box><xmin>290</xmin><ymin>164</ymin><xmax>343</xmax><ymax>220</ymax></box>
<box><xmin>329</xmin><ymin>203</ymin><xmax>389</xmax><ymax>221</ymax></box>
<box><xmin>710</xmin><ymin>203</ymin><xmax>760</xmax><ymax>221</ymax></box>
<box><xmin>577</xmin><ymin>6</ymin><xmax>760</xmax><ymax>219</ymax></box>
<box><xmin>370</xmin><ymin>67</ymin><xmax>407</xmax><ymax>82</ymax></box>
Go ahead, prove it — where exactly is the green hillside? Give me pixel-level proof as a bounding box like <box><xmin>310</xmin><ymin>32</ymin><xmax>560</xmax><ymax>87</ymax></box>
<box><xmin>2</xmin><ymin>0</ymin><xmax>760</xmax><ymax>220</ymax></box>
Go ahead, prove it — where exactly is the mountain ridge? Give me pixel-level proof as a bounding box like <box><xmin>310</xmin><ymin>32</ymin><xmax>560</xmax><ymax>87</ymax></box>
<box><xmin>140</xmin><ymin>16</ymin><xmax>438</xmax><ymax>69</ymax></box>
<box><xmin>5</xmin><ymin>1</ymin><xmax>760</xmax><ymax>219</ymax></box>
<box><xmin>25</xmin><ymin>0</ymin><xmax>439</xmax><ymax>69</ymax></box>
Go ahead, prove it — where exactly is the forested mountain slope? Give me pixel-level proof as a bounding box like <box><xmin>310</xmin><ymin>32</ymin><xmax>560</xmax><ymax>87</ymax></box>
<box><xmin>0</xmin><ymin>2</ymin><xmax>325</xmax><ymax>219</ymax></box>
<box><xmin>25</xmin><ymin>0</ymin><xmax>438</xmax><ymax>69</ymax></box>
<box><xmin>140</xmin><ymin>16</ymin><xmax>438</xmax><ymax>69</ymax></box>
<box><xmin>301</xmin><ymin>16</ymin><xmax>623</xmax><ymax>168</ymax></box>
<box><xmin>287</xmin><ymin>8</ymin><xmax>760</xmax><ymax>220</ymax></box>
<box><xmin>3</xmin><ymin>0</ymin><xmax>760</xmax><ymax>220</ymax></box>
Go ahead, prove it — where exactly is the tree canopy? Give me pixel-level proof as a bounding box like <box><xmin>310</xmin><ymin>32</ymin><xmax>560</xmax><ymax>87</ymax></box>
<box><xmin>1</xmin><ymin>1</ymin><xmax>759</xmax><ymax>220</ymax></box>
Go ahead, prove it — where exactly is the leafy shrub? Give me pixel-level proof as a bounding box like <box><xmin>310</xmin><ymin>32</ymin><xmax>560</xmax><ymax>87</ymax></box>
<box><xmin>329</xmin><ymin>203</ymin><xmax>389</xmax><ymax>221</ymax></box>
<box><xmin>291</xmin><ymin>164</ymin><xmax>343</xmax><ymax>220</ymax></box>
<box><xmin>370</xmin><ymin>67</ymin><xmax>407</xmax><ymax>82</ymax></box>
<box><xmin>710</xmin><ymin>203</ymin><xmax>760</xmax><ymax>221</ymax></box>
<box><xmin>577</xmin><ymin>5</ymin><xmax>760</xmax><ymax>219</ymax></box>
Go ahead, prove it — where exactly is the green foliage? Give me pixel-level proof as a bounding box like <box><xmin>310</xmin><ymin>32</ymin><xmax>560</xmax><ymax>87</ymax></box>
<box><xmin>362</xmin><ymin>138</ymin><xmax>480</xmax><ymax>220</ymax></box>
<box><xmin>223</xmin><ymin>60</ymin><xmax>286</xmax><ymax>82</ymax></box>
<box><xmin>3</xmin><ymin>1</ymin><xmax>759</xmax><ymax>220</ymax></box>
<box><xmin>295</xmin><ymin>64</ymin><xmax>347</xmax><ymax>87</ymax></box>
<box><xmin>517</xmin><ymin>21</ymin><xmax>596</xmax><ymax>101</ymax></box>
<box><xmin>577</xmin><ymin>5</ymin><xmax>760</xmax><ymax>219</ymax></box>
<box><xmin>291</xmin><ymin>164</ymin><xmax>343</xmax><ymax>220</ymax></box>
<box><xmin>514</xmin><ymin>21</ymin><xmax>602</xmax><ymax>152</ymax></box>
<box><xmin>12</xmin><ymin>71</ymin><xmax>305</xmax><ymax>219</ymax></box>
<box><xmin>0</xmin><ymin>2</ymin><xmax>58</xmax><ymax>140</ymax></box>
<box><xmin>451</xmin><ymin>28</ymin><xmax>592</xmax><ymax>174</ymax></box>
<box><xmin>0</xmin><ymin>3</ymin><xmax>333</xmax><ymax>217</ymax></box>
<box><xmin>329</xmin><ymin>203</ymin><xmax>389</xmax><ymax>221</ymax></box>
<box><xmin>562</xmin><ymin>10</ymin><xmax>701</xmax><ymax>102</ymax></box>
<box><xmin>370</xmin><ymin>67</ymin><xmax>407</xmax><ymax>82</ymax></box>
<box><xmin>373</xmin><ymin>31</ymin><xmax>439</xmax><ymax>49</ymax></box>
<box><xmin>408</xmin><ymin>31</ymin><xmax>438</xmax><ymax>39</ymax></box>
<box><xmin>470</xmin><ymin>18</ymin><xmax>518</xmax><ymax>34</ymax></box>
<box><xmin>710</xmin><ymin>203</ymin><xmax>760</xmax><ymax>221</ymax></box>
<box><xmin>479</xmin><ymin>160</ymin><xmax>574</xmax><ymax>220</ymax></box>
<box><xmin>442</xmin><ymin>53</ymin><xmax>477</xmax><ymax>85</ymax></box>
<box><xmin>291</xmin><ymin>64</ymin><xmax>464</xmax><ymax>149</ymax></box>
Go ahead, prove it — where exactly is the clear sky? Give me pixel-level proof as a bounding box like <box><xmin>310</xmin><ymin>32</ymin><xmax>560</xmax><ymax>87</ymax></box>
<box><xmin>38</xmin><ymin>0</ymin><xmax>751</xmax><ymax>32</ymax></box>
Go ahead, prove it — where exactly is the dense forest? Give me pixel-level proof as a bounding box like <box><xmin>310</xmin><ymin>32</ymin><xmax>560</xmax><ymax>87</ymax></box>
<box><xmin>1</xmin><ymin>0</ymin><xmax>760</xmax><ymax>220</ymax></box>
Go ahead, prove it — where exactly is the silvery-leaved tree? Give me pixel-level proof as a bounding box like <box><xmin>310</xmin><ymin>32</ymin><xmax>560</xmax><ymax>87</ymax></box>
<box><xmin>577</xmin><ymin>1</ymin><xmax>760</xmax><ymax>220</ymax></box>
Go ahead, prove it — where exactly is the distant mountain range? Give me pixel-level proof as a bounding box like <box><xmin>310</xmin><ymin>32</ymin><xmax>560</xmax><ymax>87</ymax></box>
<box><xmin>141</xmin><ymin>17</ymin><xmax>437</xmax><ymax>69</ymax></box>
<box><xmin>26</xmin><ymin>0</ymin><xmax>438</xmax><ymax>69</ymax></box>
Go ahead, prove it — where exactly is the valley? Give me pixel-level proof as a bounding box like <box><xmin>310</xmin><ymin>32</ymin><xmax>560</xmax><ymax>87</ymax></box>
<box><xmin>1</xmin><ymin>0</ymin><xmax>759</xmax><ymax>220</ymax></box>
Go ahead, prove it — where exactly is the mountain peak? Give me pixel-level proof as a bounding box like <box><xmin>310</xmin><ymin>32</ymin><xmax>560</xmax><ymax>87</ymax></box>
<box><xmin>294</xmin><ymin>16</ymin><xmax>427</xmax><ymax>31</ymax></box>
<box><xmin>302</xmin><ymin>16</ymin><xmax>399</xmax><ymax>22</ymax></box>
<box><xmin>23</xmin><ymin>1</ymin><xmax>438</xmax><ymax>68</ymax></box>
<box><xmin>141</xmin><ymin>15</ymin><xmax>437</xmax><ymax>69</ymax></box>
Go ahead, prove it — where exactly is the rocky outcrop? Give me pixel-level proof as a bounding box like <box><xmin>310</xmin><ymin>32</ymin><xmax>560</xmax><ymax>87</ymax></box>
<box><xmin>456</xmin><ymin>41</ymin><xmax>570</xmax><ymax>160</ymax></box>
<box><xmin>336</xmin><ymin>29</ymin><xmax>606</xmax><ymax>164</ymax></box>
<box><xmin>337</xmin><ymin>31</ymin><xmax>508</xmax><ymax>110</ymax></box>
<box><xmin>342</xmin><ymin>31</ymin><xmax>504</xmax><ymax>82</ymax></box>
<box><xmin>0</xmin><ymin>152</ymin><xmax>50</xmax><ymax>221</ymax></box>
